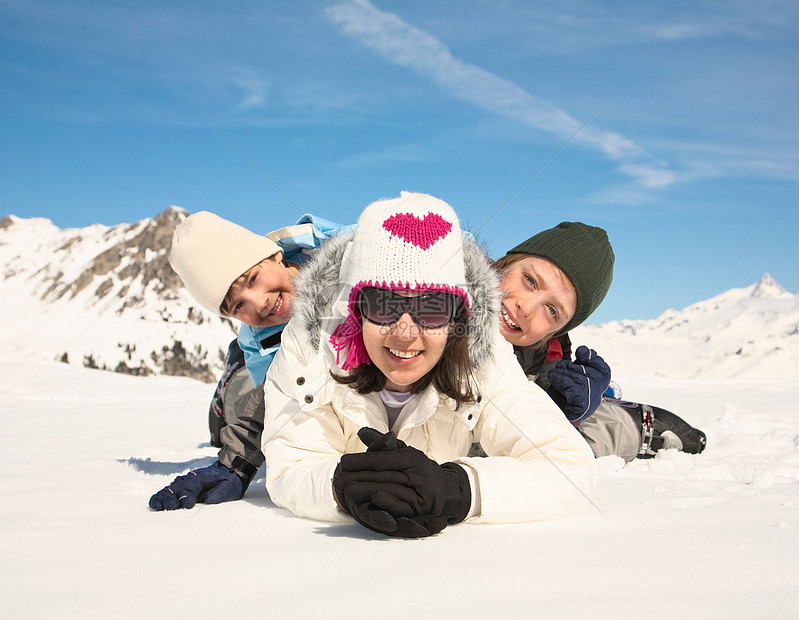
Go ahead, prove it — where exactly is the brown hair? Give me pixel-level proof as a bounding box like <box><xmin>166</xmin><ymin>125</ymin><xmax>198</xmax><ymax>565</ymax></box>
<box><xmin>332</xmin><ymin>307</ymin><xmax>476</xmax><ymax>408</ymax></box>
<box><xmin>219</xmin><ymin>263</ymin><xmax>258</xmax><ymax>316</ymax></box>
<box><xmin>492</xmin><ymin>253</ymin><xmax>525</xmax><ymax>277</ymax></box>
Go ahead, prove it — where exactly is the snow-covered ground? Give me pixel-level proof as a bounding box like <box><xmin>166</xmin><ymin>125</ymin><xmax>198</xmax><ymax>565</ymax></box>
<box><xmin>3</xmin><ymin>211</ymin><xmax>797</xmax><ymax>615</ymax></box>
<box><xmin>3</xmin><ymin>358</ymin><xmax>798</xmax><ymax>618</ymax></box>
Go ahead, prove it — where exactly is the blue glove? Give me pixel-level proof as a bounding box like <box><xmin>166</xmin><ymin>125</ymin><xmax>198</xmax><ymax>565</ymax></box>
<box><xmin>148</xmin><ymin>461</ymin><xmax>245</xmax><ymax>511</ymax></box>
<box><xmin>547</xmin><ymin>346</ymin><xmax>611</xmax><ymax>424</ymax></box>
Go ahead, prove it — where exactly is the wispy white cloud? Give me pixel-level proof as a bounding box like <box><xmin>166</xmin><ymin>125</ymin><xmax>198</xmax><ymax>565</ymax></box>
<box><xmin>642</xmin><ymin>1</ymin><xmax>799</xmax><ymax>42</ymax></box>
<box><xmin>501</xmin><ymin>1</ymin><xmax>799</xmax><ymax>53</ymax></box>
<box><xmin>326</xmin><ymin>0</ymin><xmax>676</xmax><ymax>192</ymax></box>
<box><xmin>650</xmin><ymin>21</ymin><xmax>742</xmax><ymax>41</ymax></box>
<box><xmin>584</xmin><ymin>183</ymin><xmax>662</xmax><ymax>207</ymax></box>
<box><xmin>617</xmin><ymin>163</ymin><xmax>677</xmax><ymax>189</ymax></box>
<box><xmin>337</xmin><ymin>142</ymin><xmax>437</xmax><ymax>169</ymax></box>
<box><xmin>228</xmin><ymin>73</ymin><xmax>269</xmax><ymax>111</ymax></box>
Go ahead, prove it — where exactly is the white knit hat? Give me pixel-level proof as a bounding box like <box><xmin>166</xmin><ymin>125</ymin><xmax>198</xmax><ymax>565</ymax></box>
<box><xmin>169</xmin><ymin>211</ymin><xmax>281</xmax><ymax>315</ymax></box>
<box><xmin>330</xmin><ymin>191</ymin><xmax>469</xmax><ymax>370</ymax></box>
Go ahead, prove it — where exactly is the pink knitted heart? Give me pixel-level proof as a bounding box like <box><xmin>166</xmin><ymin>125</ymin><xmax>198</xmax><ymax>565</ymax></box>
<box><xmin>382</xmin><ymin>212</ymin><xmax>452</xmax><ymax>250</ymax></box>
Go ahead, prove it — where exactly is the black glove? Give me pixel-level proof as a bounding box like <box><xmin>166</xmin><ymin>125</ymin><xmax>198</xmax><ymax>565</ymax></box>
<box><xmin>357</xmin><ymin>426</ymin><xmax>406</xmax><ymax>451</ymax></box>
<box><xmin>148</xmin><ymin>461</ymin><xmax>246</xmax><ymax>511</ymax></box>
<box><xmin>332</xmin><ymin>428</ymin><xmax>471</xmax><ymax>538</ymax></box>
<box><xmin>334</xmin><ymin>428</ymin><xmax>445</xmax><ymax>537</ymax></box>
<box><xmin>547</xmin><ymin>345</ymin><xmax>611</xmax><ymax>424</ymax></box>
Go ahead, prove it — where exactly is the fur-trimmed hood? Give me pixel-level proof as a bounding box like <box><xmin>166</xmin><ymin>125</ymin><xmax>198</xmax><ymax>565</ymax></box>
<box><xmin>292</xmin><ymin>229</ymin><xmax>502</xmax><ymax>370</ymax></box>
<box><xmin>263</xmin><ymin>229</ymin><xmax>599</xmax><ymax>525</ymax></box>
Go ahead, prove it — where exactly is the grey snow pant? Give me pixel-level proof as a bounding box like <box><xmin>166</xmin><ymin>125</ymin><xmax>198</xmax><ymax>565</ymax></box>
<box><xmin>577</xmin><ymin>400</ymin><xmax>642</xmax><ymax>463</ymax></box>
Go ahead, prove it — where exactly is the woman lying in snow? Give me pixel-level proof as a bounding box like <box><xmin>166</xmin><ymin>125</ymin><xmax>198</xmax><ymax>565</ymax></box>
<box><xmin>259</xmin><ymin>191</ymin><xmax>597</xmax><ymax>535</ymax></box>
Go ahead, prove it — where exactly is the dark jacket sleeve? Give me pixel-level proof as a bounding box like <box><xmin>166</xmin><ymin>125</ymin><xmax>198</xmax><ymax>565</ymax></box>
<box><xmin>558</xmin><ymin>333</ymin><xmax>572</xmax><ymax>360</ymax></box>
<box><xmin>515</xmin><ymin>334</ymin><xmax>573</xmax><ymax>393</ymax></box>
<box><xmin>534</xmin><ymin>334</ymin><xmax>572</xmax><ymax>388</ymax></box>
<box><xmin>217</xmin><ymin>383</ymin><xmax>266</xmax><ymax>485</ymax></box>
<box><xmin>532</xmin><ymin>358</ymin><xmax>558</xmax><ymax>393</ymax></box>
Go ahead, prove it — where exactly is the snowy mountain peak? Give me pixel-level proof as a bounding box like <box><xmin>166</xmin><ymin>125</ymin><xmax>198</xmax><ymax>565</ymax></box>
<box><xmin>2</xmin><ymin>209</ymin><xmax>797</xmax><ymax>383</ymax></box>
<box><xmin>0</xmin><ymin>207</ymin><xmax>236</xmax><ymax>381</ymax></box>
<box><xmin>1</xmin><ymin>212</ymin><xmax>59</xmax><ymax>232</ymax></box>
<box><xmin>574</xmin><ymin>274</ymin><xmax>799</xmax><ymax>380</ymax></box>
<box><xmin>750</xmin><ymin>272</ymin><xmax>793</xmax><ymax>299</ymax></box>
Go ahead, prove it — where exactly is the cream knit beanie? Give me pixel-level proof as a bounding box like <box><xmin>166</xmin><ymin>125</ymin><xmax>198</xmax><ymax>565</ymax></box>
<box><xmin>330</xmin><ymin>191</ymin><xmax>469</xmax><ymax>370</ymax></box>
<box><xmin>169</xmin><ymin>211</ymin><xmax>281</xmax><ymax>315</ymax></box>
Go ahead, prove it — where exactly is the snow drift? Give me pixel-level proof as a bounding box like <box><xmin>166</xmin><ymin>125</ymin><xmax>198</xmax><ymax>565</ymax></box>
<box><xmin>2</xmin><ymin>210</ymin><xmax>799</xmax><ymax>617</ymax></box>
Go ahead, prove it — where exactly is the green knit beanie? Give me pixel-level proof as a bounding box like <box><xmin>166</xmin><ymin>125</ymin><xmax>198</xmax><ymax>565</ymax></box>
<box><xmin>507</xmin><ymin>221</ymin><xmax>614</xmax><ymax>335</ymax></box>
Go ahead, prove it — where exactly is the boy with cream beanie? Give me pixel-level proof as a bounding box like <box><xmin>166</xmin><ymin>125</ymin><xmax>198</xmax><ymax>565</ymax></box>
<box><xmin>149</xmin><ymin>210</ymin><xmax>344</xmax><ymax>511</ymax></box>
<box><xmin>170</xmin><ymin>210</ymin><xmax>345</xmax><ymax>386</ymax></box>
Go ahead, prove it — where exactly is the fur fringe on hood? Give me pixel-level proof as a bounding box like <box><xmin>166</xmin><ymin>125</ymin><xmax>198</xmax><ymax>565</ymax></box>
<box><xmin>292</xmin><ymin>230</ymin><xmax>502</xmax><ymax>370</ymax></box>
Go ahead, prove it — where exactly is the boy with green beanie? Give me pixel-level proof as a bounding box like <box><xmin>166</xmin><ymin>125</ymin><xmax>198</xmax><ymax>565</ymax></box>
<box><xmin>506</xmin><ymin>221</ymin><xmax>615</xmax><ymax>336</ymax></box>
<box><xmin>496</xmin><ymin>221</ymin><xmax>706</xmax><ymax>461</ymax></box>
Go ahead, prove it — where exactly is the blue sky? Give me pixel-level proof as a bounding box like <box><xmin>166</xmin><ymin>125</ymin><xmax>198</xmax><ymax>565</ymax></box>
<box><xmin>2</xmin><ymin>0</ymin><xmax>797</xmax><ymax>323</ymax></box>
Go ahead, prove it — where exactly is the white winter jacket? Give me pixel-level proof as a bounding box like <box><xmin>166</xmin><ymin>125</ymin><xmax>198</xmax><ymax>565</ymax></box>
<box><xmin>262</xmin><ymin>231</ymin><xmax>598</xmax><ymax>525</ymax></box>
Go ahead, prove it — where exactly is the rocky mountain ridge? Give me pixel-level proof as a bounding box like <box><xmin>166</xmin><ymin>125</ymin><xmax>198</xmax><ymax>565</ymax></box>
<box><xmin>0</xmin><ymin>207</ymin><xmax>236</xmax><ymax>382</ymax></box>
<box><xmin>1</xmin><ymin>210</ymin><xmax>796</xmax><ymax>382</ymax></box>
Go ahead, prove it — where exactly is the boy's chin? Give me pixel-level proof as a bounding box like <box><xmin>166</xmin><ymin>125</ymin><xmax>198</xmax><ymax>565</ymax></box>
<box><xmin>250</xmin><ymin>318</ymin><xmax>284</xmax><ymax>328</ymax></box>
<box><xmin>499</xmin><ymin>325</ymin><xmax>536</xmax><ymax>347</ymax></box>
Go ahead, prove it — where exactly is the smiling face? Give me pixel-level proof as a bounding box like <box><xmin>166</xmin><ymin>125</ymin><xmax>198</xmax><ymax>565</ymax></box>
<box><xmin>497</xmin><ymin>255</ymin><xmax>577</xmax><ymax>347</ymax></box>
<box><xmin>360</xmin><ymin>291</ymin><xmax>451</xmax><ymax>392</ymax></box>
<box><xmin>221</xmin><ymin>252</ymin><xmax>298</xmax><ymax>328</ymax></box>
